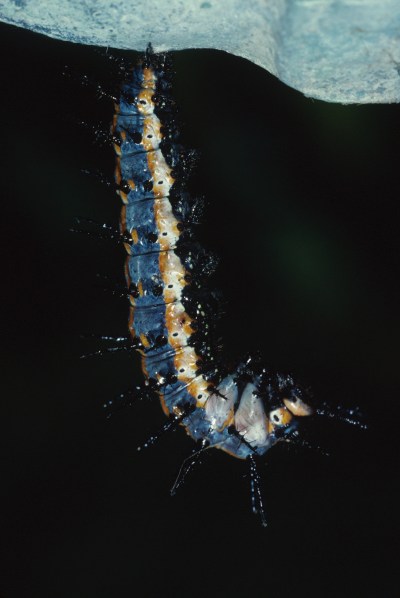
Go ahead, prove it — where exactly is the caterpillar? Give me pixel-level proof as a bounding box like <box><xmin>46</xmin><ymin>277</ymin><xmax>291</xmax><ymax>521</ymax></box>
<box><xmin>107</xmin><ymin>46</ymin><xmax>362</xmax><ymax>526</ymax></box>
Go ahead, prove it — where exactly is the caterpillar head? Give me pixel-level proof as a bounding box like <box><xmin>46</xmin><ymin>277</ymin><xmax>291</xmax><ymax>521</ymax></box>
<box><xmin>256</xmin><ymin>371</ymin><xmax>314</xmax><ymax>442</ymax></box>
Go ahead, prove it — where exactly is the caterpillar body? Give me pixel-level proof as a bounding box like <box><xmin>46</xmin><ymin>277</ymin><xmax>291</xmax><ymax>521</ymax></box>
<box><xmin>107</xmin><ymin>47</ymin><xmax>349</xmax><ymax>525</ymax></box>
<box><xmin>112</xmin><ymin>48</ymin><xmax>314</xmax><ymax>461</ymax></box>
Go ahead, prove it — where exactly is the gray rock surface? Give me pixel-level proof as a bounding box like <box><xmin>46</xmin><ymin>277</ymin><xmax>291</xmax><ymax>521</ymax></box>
<box><xmin>1</xmin><ymin>0</ymin><xmax>400</xmax><ymax>103</ymax></box>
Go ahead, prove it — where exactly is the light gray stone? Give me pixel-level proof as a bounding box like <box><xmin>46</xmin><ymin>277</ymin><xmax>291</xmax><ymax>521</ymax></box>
<box><xmin>1</xmin><ymin>0</ymin><xmax>400</xmax><ymax>103</ymax></box>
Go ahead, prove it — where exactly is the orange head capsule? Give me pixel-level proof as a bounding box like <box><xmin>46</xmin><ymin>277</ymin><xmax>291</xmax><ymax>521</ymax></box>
<box><xmin>283</xmin><ymin>396</ymin><xmax>314</xmax><ymax>417</ymax></box>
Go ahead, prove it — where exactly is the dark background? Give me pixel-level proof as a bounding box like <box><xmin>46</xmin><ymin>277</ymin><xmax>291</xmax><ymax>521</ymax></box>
<box><xmin>1</xmin><ymin>21</ymin><xmax>399</xmax><ymax>598</ymax></box>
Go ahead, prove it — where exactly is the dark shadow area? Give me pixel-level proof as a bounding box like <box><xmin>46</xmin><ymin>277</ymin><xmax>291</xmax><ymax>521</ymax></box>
<box><xmin>0</xmin><ymin>22</ymin><xmax>398</xmax><ymax>598</ymax></box>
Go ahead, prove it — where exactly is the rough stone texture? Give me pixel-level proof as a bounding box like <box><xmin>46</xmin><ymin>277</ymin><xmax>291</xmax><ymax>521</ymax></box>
<box><xmin>1</xmin><ymin>0</ymin><xmax>400</xmax><ymax>103</ymax></box>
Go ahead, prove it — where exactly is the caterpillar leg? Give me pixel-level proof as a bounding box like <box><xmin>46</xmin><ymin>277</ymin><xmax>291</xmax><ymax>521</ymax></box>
<box><xmin>249</xmin><ymin>455</ymin><xmax>267</xmax><ymax>528</ymax></box>
<box><xmin>170</xmin><ymin>439</ymin><xmax>209</xmax><ymax>496</ymax></box>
